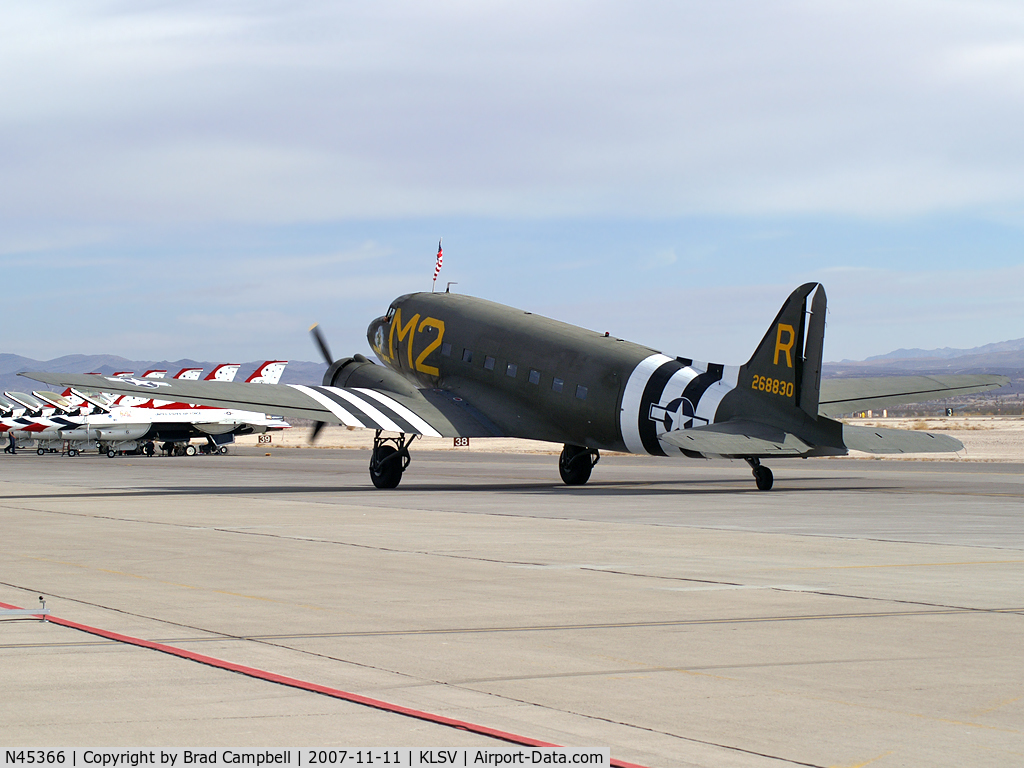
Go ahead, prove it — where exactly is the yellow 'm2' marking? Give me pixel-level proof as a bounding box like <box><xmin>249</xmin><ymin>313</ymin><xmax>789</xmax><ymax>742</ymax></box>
<box><xmin>389</xmin><ymin>308</ymin><xmax>445</xmax><ymax>376</ymax></box>
<box><xmin>389</xmin><ymin>308</ymin><xmax>420</xmax><ymax>368</ymax></box>
<box><xmin>415</xmin><ymin>317</ymin><xmax>445</xmax><ymax>376</ymax></box>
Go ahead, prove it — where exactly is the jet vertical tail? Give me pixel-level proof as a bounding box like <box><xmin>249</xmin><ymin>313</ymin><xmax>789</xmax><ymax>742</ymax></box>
<box><xmin>737</xmin><ymin>282</ymin><xmax>826</xmax><ymax>420</ymax></box>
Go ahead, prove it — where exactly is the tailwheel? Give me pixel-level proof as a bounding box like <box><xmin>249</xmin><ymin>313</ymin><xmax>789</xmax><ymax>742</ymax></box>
<box><xmin>369</xmin><ymin>431</ymin><xmax>414</xmax><ymax>489</ymax></box>
<box><xmin>559</xmin><ymin>444</ymin><xmax>600</xmax><ymax>486</ymax></box>
<box><xmin>746</xmin><ymin>458</ymin><xmax>774</xmax><ymax>491</ymax></box>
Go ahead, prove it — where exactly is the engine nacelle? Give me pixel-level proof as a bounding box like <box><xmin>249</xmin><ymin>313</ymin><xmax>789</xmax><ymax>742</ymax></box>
<box><xmin>323</xmin><ymin>354</ymin><xmax>420</xmax><ymax>397</ymax></box>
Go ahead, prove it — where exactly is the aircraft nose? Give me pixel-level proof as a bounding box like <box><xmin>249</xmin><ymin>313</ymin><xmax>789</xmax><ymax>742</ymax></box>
<box><xmin>367</xmin><ymin>317</ymin><xmax>388</xmax><ymax>357</ymax></box>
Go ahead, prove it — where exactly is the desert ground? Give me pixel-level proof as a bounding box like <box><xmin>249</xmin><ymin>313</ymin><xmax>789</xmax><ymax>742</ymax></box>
<box><xmin>234</xmin><ymin>416</ymin><xmax>1024</xmax><ymax>463</ymax></box>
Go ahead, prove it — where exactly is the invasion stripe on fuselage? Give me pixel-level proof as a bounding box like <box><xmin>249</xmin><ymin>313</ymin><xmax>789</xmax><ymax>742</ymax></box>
<box><xmin>620</xmin><ymin>354</ymin><xmax>674</xmax><ymax>455</ymax></box>
<box><xmin>637</xmin><ymin>360</ymin><xmax>687</xmax><ymax>456</ymax></box>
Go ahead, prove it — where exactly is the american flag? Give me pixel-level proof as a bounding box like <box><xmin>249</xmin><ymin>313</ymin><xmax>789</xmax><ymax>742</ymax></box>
<box><xmin>432</xmin><ymin>239</ymin><xmax>443</xmax><ymax>286</ymax></box>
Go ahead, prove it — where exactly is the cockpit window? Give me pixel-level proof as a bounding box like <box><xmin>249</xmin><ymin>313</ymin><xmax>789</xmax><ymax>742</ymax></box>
<box><xmin>385</xmin><ymin>306</ymin><xmax>396</xmax><ymax>321</ymax></box>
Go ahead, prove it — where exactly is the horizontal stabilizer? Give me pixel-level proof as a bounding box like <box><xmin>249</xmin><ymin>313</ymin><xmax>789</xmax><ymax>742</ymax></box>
<box><xmin>659</xmin><ymin>420</ymin><xmax>811</xmax><ymax>457</ymax></box>
<box><xmin>819</xmin><ymin>374</ymin><xmax>1009</xmax><ymax>417</ymax></box>
<box><xmin>842</xmin><ymin>424</ymin><xmax>962</xmax><ymax>454</ymax></box>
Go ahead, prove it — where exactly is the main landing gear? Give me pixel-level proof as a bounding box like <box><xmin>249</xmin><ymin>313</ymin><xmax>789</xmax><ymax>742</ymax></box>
<box><xmin>746</xmin><ymin>458</ymin><xmax>774</xmax><ymax>491</ymax></box>
<box><xmin>559</xmin><ymin>444</ymin><xmax>600</xmax><ymax>486</ymax></box>
<box><xmin>369</xmin><ymin>431</ymin><xmax>414</xmax><ymax>489</ymax></box>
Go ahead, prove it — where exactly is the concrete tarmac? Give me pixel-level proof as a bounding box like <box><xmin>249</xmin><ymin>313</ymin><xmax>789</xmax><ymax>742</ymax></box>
<box><xmin>1</xmin><ymin>447</ymin><xmax>1022</xmax><ymax>767</ymax></box>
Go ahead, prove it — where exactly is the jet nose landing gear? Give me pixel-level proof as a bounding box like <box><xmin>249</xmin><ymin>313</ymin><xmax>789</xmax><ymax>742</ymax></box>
<box><xmin>745</xmin><ymin>458</ymin><xmax>774</xmax><ymax>491</ymax></box>
<box><xmin>369</xmin><ymin>431</ymin><xmax>414</xmax><ymax>489</ymax></box>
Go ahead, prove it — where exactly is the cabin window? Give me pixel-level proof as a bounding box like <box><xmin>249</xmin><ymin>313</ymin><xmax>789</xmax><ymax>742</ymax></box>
<box><xmin>575</xmin><ymin>384</ymin><xmax>588</xmax><ymax>400</ymax></box>
<box><xmin>441</xmin><ymin>342</ymin><xmax>452</xmax><ymax>357</ymax></box>
<box><xmin>506</xmin><ymin>363</ymin><xmax>518</xmax><ymax>378</ymax></box>
<box><xmin>529</xmin><ymin>369</ymin><xmax>540</xmax><ymax>385</ymax></box>
<box><xmin>462</xmin><ymin>348</ymin><xmax>473</xmax><ymax>363</ymax></box>
<box><xmin>552</xmin><ymin>377</ymin><xmax>564</xmax><ymax>393</ymax></box>
<box><xmin>484</xmin><ymin>356</ymin><xmax>495</xmax><ymax>371</ymax></box>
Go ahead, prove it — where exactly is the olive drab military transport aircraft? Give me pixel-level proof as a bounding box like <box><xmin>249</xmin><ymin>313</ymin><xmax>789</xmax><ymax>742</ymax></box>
<box><xmin>26</xmin><ymin>283</ymin><xmax>1008</xmax><ymax>490</ymax></box>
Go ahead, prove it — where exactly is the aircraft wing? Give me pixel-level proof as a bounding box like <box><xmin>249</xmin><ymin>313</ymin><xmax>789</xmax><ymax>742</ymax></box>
<box><xmin>21</xmin><ymin>373</ymin><xmax>506</xmax><ymax>439</ymax></box>
<box><xmin>818</xmin><ymin>374</ymin><xmax>1009</xmax><ymax>417</ymax></box>
<box><xmin>659</xmin><ymin>420</ymin><xmax>812</xmax><ymax>457</ymax></box>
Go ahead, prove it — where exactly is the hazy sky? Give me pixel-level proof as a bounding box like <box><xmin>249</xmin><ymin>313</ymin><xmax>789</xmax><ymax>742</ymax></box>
<box><xmin>3</xmin><ymin>1</ymin><xmax>1024</xmax><ymax>365</ymax></box>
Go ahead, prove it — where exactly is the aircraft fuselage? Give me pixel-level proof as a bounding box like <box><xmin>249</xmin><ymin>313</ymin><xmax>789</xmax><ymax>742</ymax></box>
<box><xmin>367</xmin><ymin>292</ymin><xmax>746</xmax><ymax>455</ymax></box>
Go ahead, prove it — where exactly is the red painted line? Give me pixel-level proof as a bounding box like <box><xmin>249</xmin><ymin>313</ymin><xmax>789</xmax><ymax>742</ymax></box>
<box><xmin>0</xmin><ymin>602</ymin><xmax>648</xmax><ymax>768</ymax></box>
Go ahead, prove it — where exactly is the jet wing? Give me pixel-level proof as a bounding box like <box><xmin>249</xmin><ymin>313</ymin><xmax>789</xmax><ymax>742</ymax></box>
<box><xmin>21</xmin><ymin>373</ymin><xmax>505</xmax><ymax>439</ymax></box>
<box><xmin>818</xmin><ymin>374</ymin><xmax>1009</xmax><ymax>417</ymax></box>
<box><xmin>659</xmin><ymin>420</ymin><xmax>812</xmax><ymax>458</ymax></box>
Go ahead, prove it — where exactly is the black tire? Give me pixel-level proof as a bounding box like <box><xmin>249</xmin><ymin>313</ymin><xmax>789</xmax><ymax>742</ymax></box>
<box><xmin>106</xmin><ymin>448</ymin><xmax>116</xmax><ymax>458</ymax></box>
<box><xmin>68</xmin><ymin>449</ymin><xmax>78</xmax><ymax>457</ymax></box>
<box><xmin>37</xmin><ymin>448</ymin><xmax>45</xmax><ymax>456</ymax></box>
<box><xmin>370</xmin><ymin>445</ymin><xmax>403</xmax><ymax>489</ymax></box>
<box><xmin>559</xmin><ymin>444</ymin><xmax>594</xmax><ymax>486</ymax></box>
<box><xmin>218</xmin><ymin>445</ymin><xmax>229</xmax><ymax>455</ymax></box>
<box><xmin>754</xmin><ymin>465</ymin><xmax>774</xmax><ymax>491</ymax></box>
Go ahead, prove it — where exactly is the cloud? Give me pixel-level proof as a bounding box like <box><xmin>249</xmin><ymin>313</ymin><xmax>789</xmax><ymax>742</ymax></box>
<box><xmin>4</xmin><ymin>1</ymin><xmax>1024</xmax><ymax>224</ymax></box>
<box><xmin>4</xmin><ymin>2</ymin><xmax>1024</xmax><ymax>364</ymax></box>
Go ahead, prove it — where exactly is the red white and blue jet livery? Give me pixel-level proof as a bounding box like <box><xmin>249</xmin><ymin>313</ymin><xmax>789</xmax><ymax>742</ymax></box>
<box><xmin>5</xmin><ymin>361</ymin><xmax>291</xmax><ymax>457</ymax></box>
<box><xmin>25</xmin><ymin>284</ymin><xmax>1008</xmax><ymax>488</ymax></box>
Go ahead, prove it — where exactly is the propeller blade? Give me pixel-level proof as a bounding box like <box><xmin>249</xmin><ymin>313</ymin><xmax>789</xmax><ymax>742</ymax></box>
<box><xmin>309</xmin><ymin>323</ymin><xmax>334</xmax><ymax>365</ymax></box>
<box><xmin>310</xmin><ymin>421</ymin><xmax>326</xmax><ymax>443</ymax></box>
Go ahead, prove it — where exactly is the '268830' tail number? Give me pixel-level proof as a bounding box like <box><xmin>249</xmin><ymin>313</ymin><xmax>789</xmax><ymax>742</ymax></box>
<box><xmin>751</xmin><ymin>375</ymin><xmax>793</xmax><ymax>398</ymax></box>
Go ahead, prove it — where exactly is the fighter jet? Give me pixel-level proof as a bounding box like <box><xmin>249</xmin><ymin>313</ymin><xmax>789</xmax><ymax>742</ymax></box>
<box><xmin>26</xmin><ymin>283</ymin><xmax>1008</xmax><ymax>489</ymax></box>
<box><xmin>8</xmin><ymin>362</ymin><xmax>290</xmax><ymax>456</ymax></box>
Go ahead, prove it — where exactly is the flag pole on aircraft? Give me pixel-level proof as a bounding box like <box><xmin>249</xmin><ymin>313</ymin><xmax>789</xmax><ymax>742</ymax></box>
<box><xmin>432</xmin><ymin>238</ymin><xmax>443</xmax><ymax>292</ymax></box>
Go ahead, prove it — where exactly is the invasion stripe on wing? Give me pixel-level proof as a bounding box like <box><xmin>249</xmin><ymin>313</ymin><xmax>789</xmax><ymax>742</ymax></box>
<box><xmin>314</xmin><ymin>387</ymin><xmax>404</xmax><ymax>433</ymax></box>
<box><xmin>290</xmin><ymin>385</ymin><xmax>366</xmax><ymax>428</ymax></box>
<box><xmin>353</xmin><ymin>388</ymin><xmax>443</xmax><ymax>437</ymax></box>
<box><xmin>337</xmin><ymin>390</ymin><xmax>418</xmax><ymax>434</ymax></box>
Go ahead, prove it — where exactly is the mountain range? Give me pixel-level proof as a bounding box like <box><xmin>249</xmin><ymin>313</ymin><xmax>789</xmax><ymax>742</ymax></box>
<box><xmin>3</xmin><ymin>336</ymin><xmax>1022</xmax><ymax>399</ymax></box>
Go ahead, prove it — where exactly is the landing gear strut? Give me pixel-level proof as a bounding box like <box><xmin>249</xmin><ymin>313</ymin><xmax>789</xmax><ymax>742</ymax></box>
<box><xmin>369</xmin><ymin>431</ymin><xmax>414</xmax><ymax>489</ymax></box>
<box><xmin>746</xmin><ymin>458</ymin><xmax>774</xmax><ymax>491</ymax></box>
<box><xmin>559</xmin><ymin>444</ymin><xmax>600</xmax><ymax>486</ymax></box>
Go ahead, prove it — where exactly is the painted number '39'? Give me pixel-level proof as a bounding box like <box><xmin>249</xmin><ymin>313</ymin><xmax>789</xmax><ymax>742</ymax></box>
<box><xmin>752</xmin><ymin>375</ymin><xmax>794</xmax><ymax>398</ymax></box>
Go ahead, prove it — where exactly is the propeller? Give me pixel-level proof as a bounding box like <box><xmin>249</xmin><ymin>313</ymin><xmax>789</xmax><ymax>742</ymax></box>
<box><xmin>308</xmin><ymin>323</ymin><xmax>333</xmax><ymax>443</ymax></box>
<box><xmin>310</xmin><ymin>323</ymin><xmax>333</xmax><ymax>368</ymax></box>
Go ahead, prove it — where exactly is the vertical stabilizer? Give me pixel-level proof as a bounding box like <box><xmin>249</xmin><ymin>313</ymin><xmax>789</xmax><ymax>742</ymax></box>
<box><xmin>246</xmin><ymin>360</ymin><xmax>288</xmax><ymax>384</ymax></box>
<box><xmin>738</xmin><ymin>283</ymin><xmax>825</xmax><ymax>418</ymax></box>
